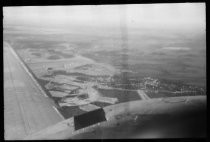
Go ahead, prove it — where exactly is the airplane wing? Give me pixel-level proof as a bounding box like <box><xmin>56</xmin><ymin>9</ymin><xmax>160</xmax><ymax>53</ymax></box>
<box><xmin>4</xmin><ymin>42</ymin><xmax>65</xmax><ymax>140</ymax></box>
<box><xmin>24</xmin><ymin>95</ymin><xmax>206</xmax><ymax>139</ymax></box>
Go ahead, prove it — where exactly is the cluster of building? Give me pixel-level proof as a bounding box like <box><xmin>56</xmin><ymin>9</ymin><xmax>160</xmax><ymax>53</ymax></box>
<box><xmin>141</xmin><ymin>77</ymin><xmax>160</xmax><ymax>89</ymax></box>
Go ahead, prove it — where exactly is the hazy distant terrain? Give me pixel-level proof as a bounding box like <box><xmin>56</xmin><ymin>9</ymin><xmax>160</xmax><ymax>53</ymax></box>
<box><xmin>3</xmin><ymin>5</ymin><xmax>206</xmax><ymax>139</ymax></box>
<box><xmin>4</xmin><ymin>25</ymin><xmax>206</xmax><ymax>87</ymax></box>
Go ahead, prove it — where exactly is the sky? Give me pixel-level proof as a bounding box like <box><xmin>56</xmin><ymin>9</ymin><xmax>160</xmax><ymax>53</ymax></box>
<box><xmin>3</xmin><ymin>3</ymin><xmax>206</xmax><ymax>31</ymax></box>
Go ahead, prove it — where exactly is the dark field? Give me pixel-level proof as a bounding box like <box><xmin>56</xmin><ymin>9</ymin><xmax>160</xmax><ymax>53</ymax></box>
<box><xmin>31</xmin><ymin>52</ymin><xmax>42</xmax><ymax>57</ymax></box>
<box><xmin>47</xmin><ymin>55</ymin><xmax>61</xmax><ymax>60</ymax></box>
<box><xmin>97</xmin><ymin>88</ymin><xmax>141</xmax><ymax>103</ymax></box>
<box><xmin>47</xmin><ymin>49</ymin><xmax>74</xmax><ymax>59</ymax></box>
<box><xmin>58</xmin><ymin>106</ymin><xmax>86</xmax><ymax>119</ymax></box>
<box><xmin>91</xmin><ymin>101</ymin><xmax>111</xmax><ymax>107</ymax></box>
<box><xmin>146</xmin><ymin>90</ymin><xmax>205</xmax><ymax>99</ymax></box>
<box><xmin>43</xmin><ymin>70</ymin><xmax>108</xmax><ymax>82</ymax></box>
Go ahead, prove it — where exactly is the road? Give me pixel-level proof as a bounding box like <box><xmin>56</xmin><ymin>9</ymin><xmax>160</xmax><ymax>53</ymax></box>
<box><xmin>4</xmin><ymin>42</ymin><xmax>64</xmax><ymax>140</ymax></box>
<box><xmin>137</xmin><ymin>90</ymin><xmax>150</xmax><ymax>100</ymax></box>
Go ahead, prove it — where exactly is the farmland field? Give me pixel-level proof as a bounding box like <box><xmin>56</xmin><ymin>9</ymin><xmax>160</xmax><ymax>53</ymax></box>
<box><xmin>97</xmin><ymin>88</ymin><xmax>141</xmax><ymax>103</ymax></box>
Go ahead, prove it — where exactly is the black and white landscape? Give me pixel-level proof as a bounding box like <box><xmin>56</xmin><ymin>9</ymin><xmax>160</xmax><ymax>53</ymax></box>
<box><xmin>3</xmin><ymin>3</ymin><xmax>206</xmax><ymax>139</ymax></box>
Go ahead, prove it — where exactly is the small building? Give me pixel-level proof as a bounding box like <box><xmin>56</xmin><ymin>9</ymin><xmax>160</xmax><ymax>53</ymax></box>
<box><xmin>46</xmin><ymin>67</ymin><xmax>54</xmax><ymax>75</ymax></box>
<box><xmin>69</xmin><ymin>88</ymin><xmax>80</xmax><ymax>94</ymax></box>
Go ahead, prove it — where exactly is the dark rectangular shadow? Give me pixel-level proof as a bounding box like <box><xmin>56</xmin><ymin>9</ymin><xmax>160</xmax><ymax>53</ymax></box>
<box><xmin>74</xmin><ymin>108</ymin><xmax>106</xmax><ymax>130</ymax></box>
